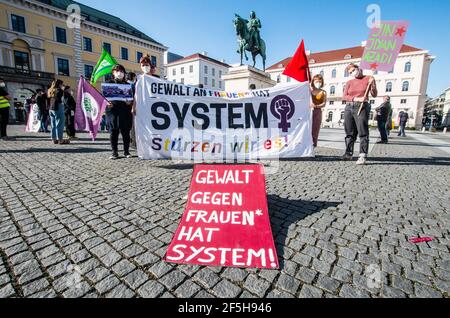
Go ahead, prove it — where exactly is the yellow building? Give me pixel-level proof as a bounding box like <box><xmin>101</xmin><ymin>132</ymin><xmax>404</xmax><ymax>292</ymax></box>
<box><xmin>0</xmin><ymin>0</ymin><xmax>167</xmax><ymax>120</ymax></box>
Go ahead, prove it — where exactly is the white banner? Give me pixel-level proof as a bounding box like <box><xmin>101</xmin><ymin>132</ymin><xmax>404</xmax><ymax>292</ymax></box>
<box><xmin>135</xmin><ymin>75</ymin><xmax>314</xmax><ymax>160</ymax></box>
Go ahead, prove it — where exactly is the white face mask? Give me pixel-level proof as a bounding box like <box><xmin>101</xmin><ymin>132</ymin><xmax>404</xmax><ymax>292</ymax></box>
<box><xmin>114</xmin><ymin>72</ymin><xmax>125</xmax><ymax>80</ymax></box>
<box><xmin>313</xmin><ymin>82</ymin><xmax>322</xmax><ymax>89</ymax></box>
<box><xmin>351</xmin><ymin>68</ymin><xmax>361</xmax><ymax>78</ymax></box>
<box><xmin>0</xmin><ymin>82</ymin><xmax>5</xmax><ymax>88</ymax></box>
<box><xmin>142</xmin><ymin>66</ymin><xmax>151</xmax><ymax>74</ymax></box>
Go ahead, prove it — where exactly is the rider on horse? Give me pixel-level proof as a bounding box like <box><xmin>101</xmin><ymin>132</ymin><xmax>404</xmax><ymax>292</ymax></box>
<box><xmin>248</xmin><ymin>11</ymin><xmax>262</xmax><ymax>51</ymax></box>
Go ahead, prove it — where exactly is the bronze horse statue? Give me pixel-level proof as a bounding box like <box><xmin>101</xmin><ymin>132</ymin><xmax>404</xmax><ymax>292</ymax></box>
<box><xmin>233</xmin><ymin>14</ymin><xmax>267</xmax><ymax>71</ymax></box>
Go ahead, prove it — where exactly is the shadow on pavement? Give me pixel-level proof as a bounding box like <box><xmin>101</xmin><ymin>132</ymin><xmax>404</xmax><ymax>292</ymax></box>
<box><xmin>0</xmin><ymin>147</ymin><xmax>110</xmax><ymax>154</ymax></box>
<box><xmin>267</xmin><ymin>195</ymin><xmax>341</xmax><ymax>270</ymax></box>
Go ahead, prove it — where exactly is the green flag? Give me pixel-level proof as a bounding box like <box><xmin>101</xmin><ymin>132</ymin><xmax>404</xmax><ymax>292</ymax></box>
<box><xmin>90</xmin><ymin>48</ymin><xmax>118</xmax><ymax>84</ymax></box>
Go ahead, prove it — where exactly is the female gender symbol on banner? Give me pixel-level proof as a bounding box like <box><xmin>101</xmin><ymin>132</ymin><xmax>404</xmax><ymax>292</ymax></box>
<box><xmin>164</xmin><ymin>164</ymin><xmax>279</xmax><ymax>269</ymax></box>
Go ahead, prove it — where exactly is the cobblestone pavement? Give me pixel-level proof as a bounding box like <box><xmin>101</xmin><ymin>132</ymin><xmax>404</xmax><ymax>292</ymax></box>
<box><xmin>1</xmin><ymin>126</ymin><xmax>449</xmax><ymax>298</ymax></box>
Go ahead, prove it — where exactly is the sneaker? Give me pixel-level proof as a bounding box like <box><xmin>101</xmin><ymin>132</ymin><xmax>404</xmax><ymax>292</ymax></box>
<box><xmin>356</xmin><ymin>156</ymin><xmax>367</xmax><ymax>165</ymax></box>
<box><xmin>124</xmin><ymin>153</ymin><xmax>132</xmax><ymax>159</ymax></box>
<box><xmin>342</xmin><ymin>154</ymin><xmax>353</xmax><ymax>161</ymax></box>
<box><xmin>110</xmin><ymin>153</ymin><xmax>119</xmax><ymax>160</ymax></box>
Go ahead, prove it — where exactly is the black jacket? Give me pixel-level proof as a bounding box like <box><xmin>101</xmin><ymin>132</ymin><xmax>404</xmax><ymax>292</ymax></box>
<box><xmin>49</xmin><ymin>88</ymin><xmax>64</xmax><ymax>111</ymax></box>
<box><xmin>63</xmin><ymin>93</ymin><xmax>76</xmax><ymax>115</ymax></box>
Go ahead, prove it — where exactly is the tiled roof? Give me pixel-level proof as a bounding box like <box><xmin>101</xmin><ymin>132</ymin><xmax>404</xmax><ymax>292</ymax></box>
<box><xmin>36</xmin><ymin>0</ymin><xmax>163</xmax><ymax>46</ymax></box>
<box><xmin>167</xmin><ymin>53</ymin><xmax>230</xmax><ymax>68</ymax></box>
<box><xmin>267</xmin><ymin>44</ymin><xmax>423</xmax><ymax>71</ymax></box>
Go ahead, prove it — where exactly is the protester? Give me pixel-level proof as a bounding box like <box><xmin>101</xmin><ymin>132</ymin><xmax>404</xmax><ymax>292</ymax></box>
<box><xmin>310</xmin><ymin>74</ymin><xmax>327</xmax><ymax>148</ymax></box>
<box><xmin>24</xmin><ymin>94</ymin><xmax>35</xmax><ymax>124</ymax></box>
<box><xmin>343</xmin><ymin>63</ymin><xmax>377</xmax><ymax>165</ymax></box>
<box><xmin>63</xmin><ymin>86</ymin><xmax>77</xmax><ymax>140</ymax></box>
<box><xmin>398</xmin><ymin>111</ymin><xmax>409</xmax><ymax>137</ymax></box>
<box><xmin>36</xmin><ymin>89</ymin><xmax>49</xmax><ymax>133</ymax></box>
<box><xmin>106</xmin><ymin>64</ymin><xmax>133</xmax><ymax>159</ymax></box>
<box><xmin>0</xmin><ymin>78</ymin><xmax>12</xmax><ymax>140</ymax></box>
<box><xmin>48</xmin><ymin>79</ymin><xmax>69</xmax><ymax>145</ymax></box>
<box><xmin>127</xmin><ymin>72</ymin><xmax>137</xmax><ymax>149</ymax></box>
<box><xmin>375</xmin><ymin>96</ymin><xmax>391</xmax><ymax>144</ymax></box>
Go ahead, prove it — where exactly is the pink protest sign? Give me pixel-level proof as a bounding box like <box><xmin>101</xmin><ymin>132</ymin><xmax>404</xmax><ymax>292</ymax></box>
<box><xmin>360</xmin><ymin>21</ymin><xmax>409</xmax><ymax>72</ymax></box>
<box><xmin>164</xmin><ymin>164</ymin><xmax>279</xmax><ymax>270</ymax></box>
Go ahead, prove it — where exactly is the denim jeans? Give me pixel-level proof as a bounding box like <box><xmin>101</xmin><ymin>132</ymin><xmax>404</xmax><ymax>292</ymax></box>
<box><xmin>398</xmin><ymin>124</ymin><xmax>407</xmax><ymax>137</ymax></box>
<box><xmin>50</xmin><ymin>105</ymin><xmax>65</xmax><ymax>141</ymax></box>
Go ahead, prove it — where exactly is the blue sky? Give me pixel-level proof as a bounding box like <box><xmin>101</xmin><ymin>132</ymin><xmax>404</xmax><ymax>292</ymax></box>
<box><xmin>78</xmin><ymin>0</ymin><xmax>449</xmax><ymax>97</ymax></box>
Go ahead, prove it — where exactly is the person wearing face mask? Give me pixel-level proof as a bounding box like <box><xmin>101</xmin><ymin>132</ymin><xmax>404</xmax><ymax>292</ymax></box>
<box><xmin>48</xmin><ymin>79</ymin><xmax>69</xmax><ymax>145</ymax></box>
<box><xmin>310</xmin><ymin>74</ymin><xmax>327</xmax><ymax>148</ymax></box>
<box><xmin>0</xmin><ymin>78</ymin><xmax>12</xmax><ymax>140</ymax></box>
<box><xmin>106</xmin><ymin>64</ymin><xmax>133</xmax><ymax>160</ymax></box>
<box><xmin>343</xmin><ymin>63</ymin><xmax>377</xmax><ymax>165</ymax></box>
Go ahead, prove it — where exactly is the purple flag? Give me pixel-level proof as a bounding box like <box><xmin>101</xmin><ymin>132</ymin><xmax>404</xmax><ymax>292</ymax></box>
<box><xmin>75</xmin><ymin>76</ymin><xmax>108</xmax><ymax>141</ymax></box>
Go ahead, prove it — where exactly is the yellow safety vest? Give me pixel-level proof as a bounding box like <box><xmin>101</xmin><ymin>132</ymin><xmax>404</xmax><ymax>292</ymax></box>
<box><xmin>0</xmin><ymin>95</ymin><xmax>10</xmax><ymax>109</ymax></box>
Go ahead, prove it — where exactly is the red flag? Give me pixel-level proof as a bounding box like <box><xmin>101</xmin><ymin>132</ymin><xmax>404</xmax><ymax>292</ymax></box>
<box><xmin>283</xmin><ymin>39</ymin><xmax>310</xmax><ymax>83</ymax></box>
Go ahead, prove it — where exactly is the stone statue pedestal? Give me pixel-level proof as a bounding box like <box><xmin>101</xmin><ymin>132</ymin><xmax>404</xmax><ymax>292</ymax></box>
<box><xmin>223</xmin><ymin>64</ymin><xmax>276</xmax><ymax>91</ymax></box>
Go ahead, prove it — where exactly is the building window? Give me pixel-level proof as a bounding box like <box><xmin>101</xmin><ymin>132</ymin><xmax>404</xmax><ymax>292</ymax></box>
<box><xmin>103</xmin><ymin>43</ymin><xmax>112</xmax><ymax>54</ymax></box>
<box><xmin>121</xmin><ymin>47</ymin><xmax>128</xmax><ymax>60</ymax></box>
<box><xmin>342</xmin><ymin>84</ymin><xmax>346</xmax><ymax>93</ymax></box>
<box><xmin>11</xmin><ymin>14</ymin><xmax>26</xmax><ymax>33</ymax></box>
<box><xmin>327</xmin><ymin>111</ymin><xmax>333</xmax><ymax>122</ymax></box>
<box><xmin>83</xmin><ymin>37</ymin><xmax>92</xmax><ymax>52</ymax></box>
<box><xmin>320</xmin><ymin>70</ymin><xmax>324</xmax><ymax>77</ymax></box>
<box><xmin>370</xmin><ymin>100</ymin><xmax>375</xmax><ymax>104</ymax></box>
<box><xmin>204</xmin><ymin>66</ymin><xmax>208</xmax><ymax>74</ymax></box>
<box><xmin>14</xmin><ymin>51</ymin><xmax>30</xmax><ymax>73</ymax></box>
<box><xmin>173</xmin><ymin>68</ymin><xmax>176</xmax><ymax>76</ymax></box>
<box><xmin>370</xmin><ymin>112</ymin><xmax>375</xmax><ymax>120</ymax></box>
<box><xmin>342</xmin><ymin>100</ymin><xmax>347</xmax><ymax>105</ymax></box>
<box><xmin>404</xmin><ymin>62</ymin><xmax>412</xmax><ymax>73</ymax></box>
<box><xmin>212</xmin><ymin>79</ymin><xmax>215</xmax><ymax>87</ymax></box>
<box><xmin>330</xmin><ymin>86</ymin><xmax>336</xmax><ymax>96</ymax></box>
<box><xmin>287</xmin><ymin>77</ymin><xmax>291</xmax><ymax>83</ymax></box>
<box><xmin>219</xmin><ymin>70</ymin><xmax>222</xmax><ymax>78</ymax></box>
<box><xmin>340</xmin><ymin>112</ymin><xmax>345</xmax><ymax>120</ymax></box>
<box><xmin>204</xmin><ymin>77</ymin><xmax>208</xmax><ymax>86</ymax></box>
<box><xmin>219</xmin><ymin>81</ymin><xmax>222</xmax><ymax>89</ymax></box>
<box><xmin>401</xmin><ymin>99</ymin><xmax>407</xmax><ymax>104</ymax></box>
<box><xmin>136</xmin><ymin>52</ymin><xmax>143</xmax><ymax>63</ymax></box>
<box><xmin>181</xmin><ymin>67</ymin><xmax>184</xmax><ymax>75</ymax></box>
<box><xmin>181</xmin><ymin>78</ymin><xmax>184</xmax><ymax>84</ymax></box>
<box><xmin>57</xmin><ymin>58</ymin><xmax>70</xmax><ymax>76</ymax></box>
<box><xmin>386</xmin><ymin>82</ymin><xmax>393</xmax><ymax>92</ymax></box>
<box><xmin>151</xmin><ymin>56</ymin><xmax>157</xmax><ymax>67</ymax></box>
<box><xmin>344</xmin><ymin>69</ymin><xmax>349</xmax><ymax>77</ymax></box>
<box><xmin>84</xmin><ymin>65</ymin><xmax>94</xmax><ymax>80</ymax></box>
<box><xmin>332</xmin><ymin>69</ymin><xmax>337</xmax><ymax>78</ymax></box>
<box><xmin>212</xmin><ymin>68</ymin><xmax>215</xmax><ymax>76</ymax></box>
<box><xmin>329</xmin><ymin>101</ymin><xmax>334</xmax><ymax>105</ymax></box>
<box><xmin>189</xmin><ymin>65</ymin><xmax>193</xmax><ymax>73</ymax></box>
<box><xmin>55</xmin><ymin>27</ymin><xmax>67</xmax><ymax>44</ymax></box>
<box><xmin>402</xmin><ymin>81</ymin><xmax>409</xmax><ymax>92</ymax></box>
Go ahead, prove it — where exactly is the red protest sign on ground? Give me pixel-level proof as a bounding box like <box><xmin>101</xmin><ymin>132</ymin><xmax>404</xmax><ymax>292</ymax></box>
<box><xmin>164</xmin><ymin>164</ymin><xmax>279</xmax><ymax>270</ymax></box>
<box><xmin>360</xmin><ymin>21</ymin><xmax>409</xmax><ymax>72</ymax></box>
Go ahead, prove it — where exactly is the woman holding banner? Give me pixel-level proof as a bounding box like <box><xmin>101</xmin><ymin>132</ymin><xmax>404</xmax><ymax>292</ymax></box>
<box><xmin>343</xmin><ymin>63</ymin><xmax>377</xmax><ymax>165</ymax></box>
<box><xmin>106</xmin><ymin>64</ymin><xmax>133</xmax><ymax>160</ymax></box>
<box><xmin>310</xmin><ymin>74</ymin><xmax>327</xmax><ymax>148</ymax></box>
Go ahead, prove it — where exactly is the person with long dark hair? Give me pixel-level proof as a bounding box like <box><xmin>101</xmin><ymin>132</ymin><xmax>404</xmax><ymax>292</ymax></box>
<box><xmin>63</xmin><ymin>86</ymin><xmax>77</xmax><ymax>140</ymax></box>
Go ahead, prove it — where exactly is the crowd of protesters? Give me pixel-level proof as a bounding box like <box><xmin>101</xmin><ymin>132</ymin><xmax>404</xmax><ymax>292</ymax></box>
<box><xmin>2</xmin><ymin>61</ymin><xmax>412</xmax><ymax>164</ymax></box>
